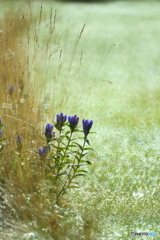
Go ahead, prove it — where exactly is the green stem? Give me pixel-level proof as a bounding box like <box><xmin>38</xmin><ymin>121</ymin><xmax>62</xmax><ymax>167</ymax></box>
<box><xmin>57</xmin><ymin>138</ymin><xmax>86</xmax><ymax>199</ymax></box>
<box><xmin>55</xmin><ymin>130</ymin><xmax>62</xmax><ymax>172</ymax></box>
<box><xmin>56</xmin><ymin>131</ymin><xmax>73</xmax><ymax>177</ymax></box>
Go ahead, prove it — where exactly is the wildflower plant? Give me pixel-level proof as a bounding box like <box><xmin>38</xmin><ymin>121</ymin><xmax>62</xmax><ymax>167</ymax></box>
<box><xmin>38</xmin><ymin>113</ymin><xmax>94</xmax><ymax>199</ymax></box>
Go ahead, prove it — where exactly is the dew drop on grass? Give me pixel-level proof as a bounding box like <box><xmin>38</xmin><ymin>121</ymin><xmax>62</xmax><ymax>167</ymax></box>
<box><xmin>136</xmin><ymin>139</ymin><xmax>143</xmax><ymax>145</ymax></box>
<box><xmin>20</xmin><ymin>206</ymin><xmax>26</xmax><ymax>212</ymax></box>
<box><xmin>32</xmin><ymin>108</ymin><xmax>38</xmax><ymax>113</ymax></box>
<box><xmin>20</xmin><ymin>98</ymin><xmax>25</xmax><ymax>103</ymax></box>
<box><xmin>26</xmin><ymin>197</ymin><xmax>30</xmax><ymax>202</ymax></box>
<box><xmin>2</xmin><ymin>103</ymin><xmax>7</xmax><ymax>108</ymax></box>
<box><xmin>125</xmin><ymin>150</ymin><xmax>129</xmax><ymax>155</ymax></box>
<box><xmin>43</xmin><ymin>103</ymin><xmax>50</xmax><ymax>109</ymax></box>
<box><xmin>11</xmin><ymin>208</ymin><xmax>16</xmax><ymax>213</ymax></box>
<box><xmin>132</xmin><ymin>191</ymin><xmax>144</xmax><ymax>199</ymax></box>
<box><xmin>22</xmin><ymin>232</ymin><xmax>35</xmax><ymax>239</ymax></box>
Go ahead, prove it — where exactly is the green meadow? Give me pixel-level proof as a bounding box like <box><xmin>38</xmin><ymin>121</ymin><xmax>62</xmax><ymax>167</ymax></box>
<box><xmin>0</xmin><ymin>0</ymin><xmax>160</xmax><ymax>239</ymax></box>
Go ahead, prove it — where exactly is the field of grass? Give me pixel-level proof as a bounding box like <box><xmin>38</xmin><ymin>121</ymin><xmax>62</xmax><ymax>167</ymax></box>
<box><xmin>0</xmin><ymin>0</ymin><xmax>160</xmax><ymax>239</ymax></box>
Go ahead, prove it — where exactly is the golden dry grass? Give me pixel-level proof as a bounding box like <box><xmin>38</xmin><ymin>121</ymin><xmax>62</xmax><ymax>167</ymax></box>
<box><xmin>0</xmin><ymin>3</ymin><xmax>64</xmax><ymax>238</ymax></box>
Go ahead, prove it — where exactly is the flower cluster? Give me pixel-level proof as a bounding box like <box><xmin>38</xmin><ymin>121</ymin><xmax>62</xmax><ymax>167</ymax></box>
<box><xmin>44</xmin><ymin>113</ymin><xmax>93</xmax><ymax>141</ymax></box>
<box><xmin>0</xmin><ymin>114</ymin><xmax>94</xmax><ymax>200</ymax></box>
<box><xmin>38</xmin><ymin>113</ymin><xmax>94</xmax><ymax>161</ymax></box>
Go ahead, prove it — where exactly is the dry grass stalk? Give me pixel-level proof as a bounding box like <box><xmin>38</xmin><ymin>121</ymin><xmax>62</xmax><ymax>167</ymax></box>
<box><xmin>0</xmin><ymin>3</ymin><xmax>62</xmax><ymax>237</ymax></box>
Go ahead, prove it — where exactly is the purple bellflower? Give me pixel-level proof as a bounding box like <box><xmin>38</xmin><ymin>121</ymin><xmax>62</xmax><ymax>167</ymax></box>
<box><xmin>82</xmin><ymin>119</ymin><xmax>93</xmax><ymax>138</ymax></box>
<box><xmin>68</xmin><ymin>115</ymin><xmax>79</xmax><ymax>132</ymax></box>
<box><xmin>0</xmin><ymin>118</ymin><xmax>3</xmax><ymax>126</ymax></box>
<box><xmin>8</xmin><ymin>85</ymin><xmax>14</xmax><ymax>96</ymax></box>
<box><xmin>38</xmin><ymin>147</ymin><xmax>48</xmax><ymax>160</ymax></box>
<box><xmin>45</xmin><ymin>124</ymin><xmax>54</xmax><ymax>142</ymax></box>
<box><xmin>17</xmin><ymin>135</ymin><xmax>22</xmax><ymax>151</ymax></box>
<box><xmin>55</xmin><ymin>112</ymin><xmax>67</xmax><ymax>132</ymax></box>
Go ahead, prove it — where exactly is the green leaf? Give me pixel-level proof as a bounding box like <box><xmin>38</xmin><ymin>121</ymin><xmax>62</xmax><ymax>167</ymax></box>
<box><xmin>37</xmin><ymin>135</ymin><xmax>46</xmax><ymax>141</ymax></box>
<box><xmin>85</xmin><ymin>138</ymin><xmax>90</xmax><ymax>145</ymax></box>
<box><xmin>86</xmin><ymin>160</ymin><xmax>92</xmax><ymax>165</ymax></box>
<box><xmin>54</xmin><ymin>171</ymin><xmax>68</xmax><ymax>177</ymax></box>
<box><xmin>72</xmin><ymin>150</ymin><xmax>81</xmax><ymax>155</ymax></box>
<box><xmin>84</xmin><ymin>147</ymin><xmax>94</xmax><ymax>151</ymax></box>
<box><xmin>65</xmin><ymin>130</ymin><xmax>71</xmax><ymax>135</ymax></box>
<box><xmin>0</xmin><ymin>138</ymin><xmax>6</xmax><ymax>143</ymax></box>
<box><xmin>68</xmin><ymin>185</ymin><xmax>80</xmax><ymax>189</ymax></box>
<box><xmin>72</xmin><ymin>142</ymin><xmax>83</xmax><ymax>150</ymax></box>
<box><xmin>49</xmin><ymin>143</ymin><xmax>58</xmax><ymax>148</ymax></box>
<box><xmin>73</xmin><ymin>129</ymin><xmax>83</xmax><ymax>133</ymax></box>
<box><xmin>73</xmin><ymin>173</ymin><xmax>86</xmax><ymax>178</ymax></box>
<box><xmin>74</xmin><ymin>155</ymin><xmax>80</xmax><ymax>161</ymax></box>
<box><xmin>76</xmin><ymin>169</ymin><xmax>88</xmax><ymax>173</ymax></box>
<box><xmin>81</xmin><ymin>153</ymin><xmax>88</xmax><ymax>158</ymax></box>
<box><xmin>79</xmin><ymin>160</ymin><xmax>92</xmax><ymax>165</ymax></box>
<box><xmin>67</xmin><ymin>144</ymin><xmax>77</xmax><ymax>148</ymax></box>
<box><xmin>64</xmin><ymin>135</ymin><xmax>70</xmax><ymax>141</ymax></box>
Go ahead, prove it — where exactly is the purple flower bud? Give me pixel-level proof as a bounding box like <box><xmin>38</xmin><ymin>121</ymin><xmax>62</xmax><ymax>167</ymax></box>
<box><xmin>55</xmin><ymin>112</ymin><xmax>67</xmax><ymax>132</ymax></box>
<box><xmin>17</xmin><ymin>135</ymin><xmax>22</xmax><ymax>150</ymax></box>
<box><xmin>45</xmin><ymin>124</ymin><xmax>54</xmax><ymax>133</ymax></box>
<box><xmin>8</xmin><ymin>85</ymin><xmax>14</xmax><ymax>96</ymax></box>
<box><xmin>0</xmin><ymin>131</ymin><xmax>2</xmax><ymax>138</ymax></box>
<box><xmin>82</xmin><ymin>119</ymin><xmax>93</xmax><ymax>138</ymax></box>
<box><xmin>45</xmin><ymin>124</ymin><xmax>54</xmax><ymax>142</ymax></box>
<box><xmin>68</xmin><ymin>115</ymin><xmax>79</xmax><ymax>131</ymax></box>
<box><xmin>38</xmin><ymin>147</ymin><xmax>48</xmax><ymax>159</ymax></box>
